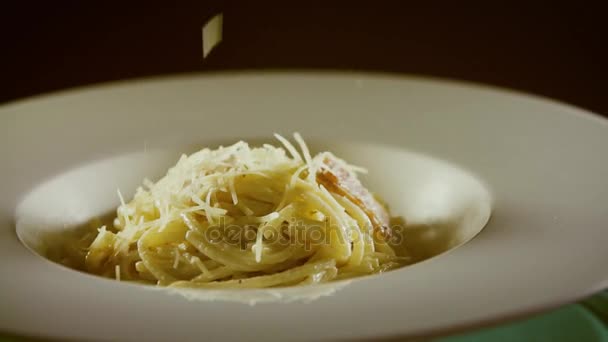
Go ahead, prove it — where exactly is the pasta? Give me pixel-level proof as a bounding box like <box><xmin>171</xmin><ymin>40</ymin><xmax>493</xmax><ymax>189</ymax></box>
<box><xmin>77</xmin><ymin>134</ymin><xmax>409</xmax><ymax>288</ymax></box>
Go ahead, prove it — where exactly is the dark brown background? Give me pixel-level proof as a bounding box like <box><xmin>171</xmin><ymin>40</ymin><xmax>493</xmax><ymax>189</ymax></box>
<box><xmin>2</xmin><ymin>1</ymin><xmax>607</xmax><ymax>116</ymax></box>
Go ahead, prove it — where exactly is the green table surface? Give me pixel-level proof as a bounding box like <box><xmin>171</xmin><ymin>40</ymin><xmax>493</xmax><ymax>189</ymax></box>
<box><xmin>1</xmin><ymin>291</ymin><xmax>606</xmax><ymax>342</ymax></box>
<box><xmin>439</xmin><ymin>290</ymin><xmax>608</xmax><ymax>342</ymax></box>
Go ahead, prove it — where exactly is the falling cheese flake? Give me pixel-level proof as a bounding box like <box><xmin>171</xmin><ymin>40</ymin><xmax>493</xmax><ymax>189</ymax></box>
<box><xmin>202</xmin><ymin>13</ymin><xmax>223</xmax><ymax>58</ymax></box>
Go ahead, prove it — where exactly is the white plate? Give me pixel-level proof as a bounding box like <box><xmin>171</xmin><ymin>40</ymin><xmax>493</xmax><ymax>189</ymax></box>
<box><xmin>1</xmin><ymin>72</ymin><xmax>607</xmax><ymax>341</ymax></box>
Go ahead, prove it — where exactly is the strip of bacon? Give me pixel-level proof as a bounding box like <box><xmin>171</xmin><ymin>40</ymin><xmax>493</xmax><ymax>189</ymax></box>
<box><xmin>316</xmin><ymin>155</ymin><xmax>391</xmax><ymax>238</ymax></box>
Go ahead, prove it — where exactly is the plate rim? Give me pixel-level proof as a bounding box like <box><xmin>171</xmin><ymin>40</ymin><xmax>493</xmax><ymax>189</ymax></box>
<box><xmin>1</xmin><ymin>70</ymin><xmax>607</xmax><ymax>341</ymax></box>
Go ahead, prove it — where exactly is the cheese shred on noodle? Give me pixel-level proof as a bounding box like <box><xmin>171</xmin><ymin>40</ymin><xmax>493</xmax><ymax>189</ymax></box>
<box><xmin>82</xmin><ymin>134</ymin><xmax>408</xmax><ymax>288</ymax></box>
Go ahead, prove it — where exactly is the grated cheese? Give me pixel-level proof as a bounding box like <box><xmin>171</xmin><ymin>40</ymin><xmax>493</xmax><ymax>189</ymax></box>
<box><xmin>294</xmin><ymin>132</ymin><xmax>312</xmax><ymax>167</ymax></box>
<box><xmin>89</xmin><ymin>134</ymin><xmax>394</xmax><ymax>276</ymax></box>
<box><xmin>274</xmin><ymin>133</ymin><xmax>303</xmax><ymax>162</ymax></box>
<box><xmin>253</xmin><ymin>227</ymin><xmax>264</xmax><ymax>262</ymax></box>
<box><xmin>228</xmin><ymin>175</ymin><xmax>238</xmax><ymax>205</ymax></box>
<box><xmin>191</xmin><ymin>256</ymin><xmax>210</xmax><ymax>275</ymax></box>
<box><xmin>173</xmin><ymin>247</ymin><xmax>180</xmax><ymax>269</ymax></box>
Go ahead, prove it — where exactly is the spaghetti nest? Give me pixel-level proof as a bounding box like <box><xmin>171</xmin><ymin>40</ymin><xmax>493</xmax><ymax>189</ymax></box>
<box><xmin>85</xmin><ymin>134</ymin><xmax>408</xmax><ymax>288</ymax></box>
